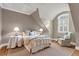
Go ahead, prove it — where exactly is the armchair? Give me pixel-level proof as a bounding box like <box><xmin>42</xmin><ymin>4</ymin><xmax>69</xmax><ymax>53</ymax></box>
<box><xmin>57</xmin><ymin>32</ymin><xmax>74</xmax><ymax>46</ymax></box>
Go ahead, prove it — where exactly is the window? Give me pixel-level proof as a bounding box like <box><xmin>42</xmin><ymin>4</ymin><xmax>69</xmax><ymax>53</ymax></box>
<box><xmin>58</xmin><ymin>13</ymin><xmax>69</xmax><ymax>33</ymax></box>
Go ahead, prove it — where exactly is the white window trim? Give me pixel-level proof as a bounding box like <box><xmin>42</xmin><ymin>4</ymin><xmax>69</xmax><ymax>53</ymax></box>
<box><xmin>58</xmin><ymin>13</ymin><xmax>69</xmax><ymax>33</ymax></box>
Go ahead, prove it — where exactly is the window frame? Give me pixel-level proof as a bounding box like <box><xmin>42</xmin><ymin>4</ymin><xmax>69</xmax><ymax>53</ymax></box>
<box><xmin>58</xmin><ymin>13</ymin><xmax>69</xmax><ymax>33</ymax></box>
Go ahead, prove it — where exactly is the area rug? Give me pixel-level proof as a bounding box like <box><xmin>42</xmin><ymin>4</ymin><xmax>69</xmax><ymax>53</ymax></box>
<box><xmin>31</xmin><ymin>42</ymin><xmax>75</xmax><ymax>56</ymax></box>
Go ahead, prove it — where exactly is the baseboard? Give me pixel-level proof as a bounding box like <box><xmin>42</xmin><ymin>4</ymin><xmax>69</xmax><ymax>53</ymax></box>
<box><xmin>75</xmin><ymin>46</ymin><xmax>79</xmax><ymax>50</ymax></box>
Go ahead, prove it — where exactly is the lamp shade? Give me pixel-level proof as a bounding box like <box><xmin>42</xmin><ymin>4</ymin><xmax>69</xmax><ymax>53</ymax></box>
<box><xmin>39</xmin><ymin>28</ymin><xmax>43</xmax><ymax>32</ymax></box>
<box><xmin>14</xmin><ymin>27</ymin><xmax>20</xmax><ymax>32</ymax></box>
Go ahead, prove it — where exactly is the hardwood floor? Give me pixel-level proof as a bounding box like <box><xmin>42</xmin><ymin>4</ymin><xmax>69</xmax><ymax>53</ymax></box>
<box><xmin>0</xmin><ymin>42</ymin><xmax>77</xmax><ymax>56</ymax></box>
<box><xmin>7</xmin><ymin>47</ymin><xmax>30</xmax><ymax>56</ymax></box>
<box><xmin>72</xmin><ymin>50</ymin><xmax>79</xmax><ymax>56</ymax></box>
<box><xmin>0</xmin><ymin>47</ymin><xmax>8</xmax><ymax>56</ymax></box>
<box><xmin>0</xmin><ymin>47</ymin><xmax>29</xmax><ymax>56</ymax></box>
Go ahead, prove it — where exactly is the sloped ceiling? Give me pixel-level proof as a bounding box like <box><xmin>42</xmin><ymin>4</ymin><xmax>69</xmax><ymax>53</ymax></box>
<box><xmin>31</xmin><ymin>9</ymin><xmax>48</xmax><ymax>32</ymax></box>
<box><xmin>1</xmin><ymin>3</ymin><xmax>37</xmax><ymax>15</ymax></box>
<box><xmin>69</xmin><ymin>4</ymin><xmax>79</xmax><ymax>32</ymax></box>
<box><xmin>0</xmin><ymin>3</ymin><xmax>70</xmax><ymax>31</ymax></box>
<box><xmin>36</xmin><ymin>3</ymin><xmax>70</xmax><ymax>25</ymax></box>
<box><xmin>30</xmin><ymin>3</ymin><xmax>70</xmax><ymax>31</ymax></box>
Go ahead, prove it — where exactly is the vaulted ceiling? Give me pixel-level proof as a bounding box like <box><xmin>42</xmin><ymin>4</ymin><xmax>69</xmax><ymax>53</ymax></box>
<box><xmin>0</xmin><ymin>3</ymin><xmax>70</xmax><ymax>31</ymax></box>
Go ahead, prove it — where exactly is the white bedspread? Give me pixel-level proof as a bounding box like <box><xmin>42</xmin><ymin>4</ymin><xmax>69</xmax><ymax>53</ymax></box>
<box><xmin>7</xmin><ymin>35</ymin><xmax>23</xmax><ymax>48</ymax></box>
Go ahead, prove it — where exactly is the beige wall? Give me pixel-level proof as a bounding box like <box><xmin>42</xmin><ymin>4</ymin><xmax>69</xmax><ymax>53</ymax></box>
<box><xmin>51</xmin><ymin>11</ymin><xmax>75</xmax><ymax>38</ymax></box>
<box><xmin>31</xmin><ymin>9</ymin><xmax>48</xmax><ymax>34</ymax></box>
<box><xmin>69</xmin><ymin>13</ymin><xmax>75</xmax><ymax>32</ymax></box>
<box><xmin>0</xmin><ymin>7</ymin><xmax>2</xmax><ymax>44</ymax></box>
<box><xmin>1</xmin><ymin>8</ymin><xmax>41</xmax><ymax>44</ymax></box>
<box><xmin>69</xmin><ymin>4</ymin><xmax>79</xmax><ymax>49</ymax></box>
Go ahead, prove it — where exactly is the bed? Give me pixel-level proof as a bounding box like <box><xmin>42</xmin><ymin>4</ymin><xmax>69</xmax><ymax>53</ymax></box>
<box><xmin>7</xmin><ymin>32</ymin><xmax>51</xmax><ymax>54</ymax></box>
<box><xmin>23</xmin><ymin>35</ymin><xmax>51</xmax><ymax>54</ymax></box>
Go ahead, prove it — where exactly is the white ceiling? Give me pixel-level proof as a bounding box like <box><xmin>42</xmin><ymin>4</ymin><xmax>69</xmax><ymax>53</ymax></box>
<box><xmin>0</xmin><ymin>3</ymin><xmax>70</xmax><ymax>31</ymax></box>
<box><xmin>1</xmin><ymin>3</ymin><xmax>37</xmax><ymax>15</ymax></box>
<box><xmin>30</xmin><ymin>3</ymin><xmax>70</xmax><ymax>30</ymax></box>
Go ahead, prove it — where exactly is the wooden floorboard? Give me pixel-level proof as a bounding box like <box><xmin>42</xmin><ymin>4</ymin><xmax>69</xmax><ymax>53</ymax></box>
<box><xmin>0</xmin><ymin>42</ymin><xmax>77</xmax><ymax>56</ymax></box>
<box><xmin>0</xmin><ymin>48</ymin><xmax>7</xmax><ymax>56</ymax></box>
<box><xmin>72</xmin><ymin>50</ymin><xmax>79</xmax><ymax>56</ymax></box>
